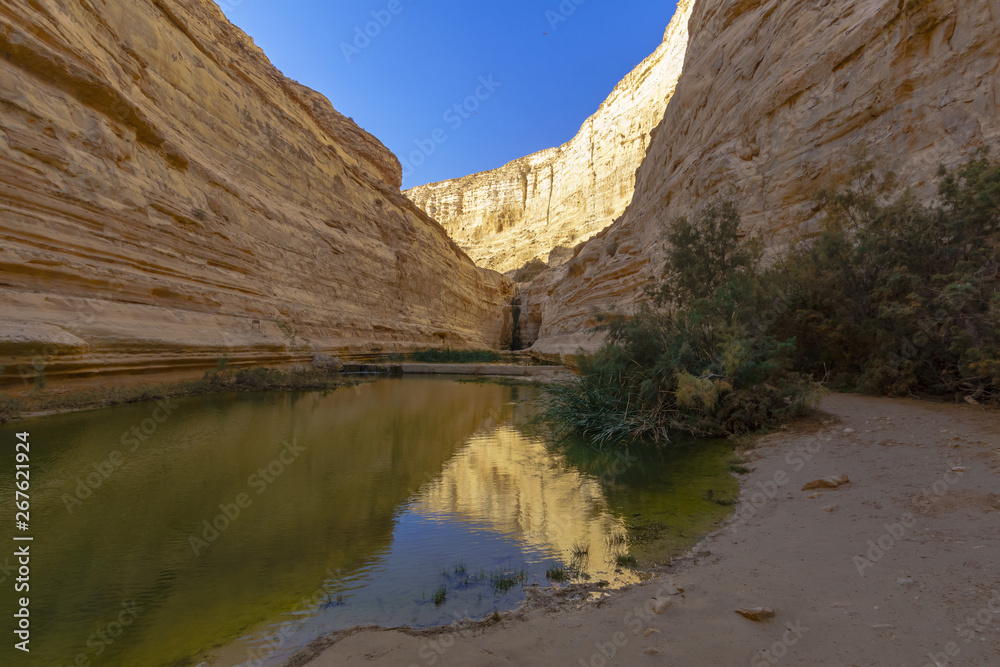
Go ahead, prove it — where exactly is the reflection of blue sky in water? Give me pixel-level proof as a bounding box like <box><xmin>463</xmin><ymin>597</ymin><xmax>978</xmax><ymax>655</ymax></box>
<box><xmin>224</xmin><ymin>423</ymin><xmax>639</xmax><ymax>667</ymax></box>
<box><xmin>4</xmin><ymin>377</ymin><xmax>733</xmax><ymax>667</ymax></box>
<box><xmin>3</xmin><ymin>378</ymin><xmax>513</xmax><ymax>667</ymax></box>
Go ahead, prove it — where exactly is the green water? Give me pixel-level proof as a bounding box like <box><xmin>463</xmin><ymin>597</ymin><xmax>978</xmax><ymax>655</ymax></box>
<box><xmin>0</xmin><ymin>378</ymin><xmax>737</xmax><ymax>666</ymax></box>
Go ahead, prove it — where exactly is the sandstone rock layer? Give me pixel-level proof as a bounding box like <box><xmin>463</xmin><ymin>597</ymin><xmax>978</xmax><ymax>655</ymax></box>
<box><xmin>528</xmin><ymin>0</ymin><xmax>1000</xmax><ymax>354</ymax></box>
<box><xmin>0</xmin><ymin>0</ymin><xmax>511</xmax><ymax>387</ymax></box>
<box><xmin>404</xmin><ymin>1</ymin><xmax>694</xmax><ymax>275</ymax></box>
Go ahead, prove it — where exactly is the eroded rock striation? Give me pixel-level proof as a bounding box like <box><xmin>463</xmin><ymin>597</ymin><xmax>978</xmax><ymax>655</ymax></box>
<box><xmin>0</xmin><ymin>0</ymin><xmax>512</xmax><ymax>386</ymax></box>
<box><xmin>404</xmin><ymin>2</ymin><xmax>694</xmax><ymax>275</ymax></box>
<box><xmin>527</xmin><ymin>0</ymin><xmax>1000</xmax><ymax>354</ymax></box>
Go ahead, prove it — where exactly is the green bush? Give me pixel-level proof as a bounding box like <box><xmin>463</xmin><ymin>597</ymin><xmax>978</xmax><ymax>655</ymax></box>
<box><xmin>775</xmin><ymin>151</ymin><xmax>1000</xmax><ymax>399</ymax></box>
<box><xmin>547</xmin><ymin>150</ymin><xmax>1000</xmax><ymax>448</ymax></box>
<box><xmin>547</xmin><ymin>198</ymin><xmax>814</xmax><ymax>447</ymax></box>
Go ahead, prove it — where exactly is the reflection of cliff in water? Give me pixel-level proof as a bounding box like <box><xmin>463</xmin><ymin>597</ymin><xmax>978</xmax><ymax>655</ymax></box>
<box><xmin>415</xmin><ymin>422</ymin><xmax>637</xmax><ymax>581</ymax></box>
<box><xmin>13</xmin><ymin>378</ymin><xmax>508</xmax><ymax>666</ymax></box>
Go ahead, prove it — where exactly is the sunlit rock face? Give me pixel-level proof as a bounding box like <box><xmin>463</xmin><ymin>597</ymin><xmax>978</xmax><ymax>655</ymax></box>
<box><xmin>416</xmin><ymin>424</ymin><xmax>636</xmax><ymax>583</ymax></box>
<box><xmin>527</xmin><ymin>0</ymin><xmax>1000</xmax><ymax>354</ymax></box>
<box><xmin>0</xmin><ymin>0</ymin><xmax>512</xmax><ymax>385</ymax></box>
<box><xmin>404</xmin><ymin>0</ymin><xmax>695</xmax><ymax>275</ymax></box>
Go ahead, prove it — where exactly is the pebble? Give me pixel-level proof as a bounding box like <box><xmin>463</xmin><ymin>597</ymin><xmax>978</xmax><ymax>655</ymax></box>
<box><xmin>802</xmin><ymin>474</ymin><xmax>850</xmax><ymax>491</ymax></box>
<box><xmin>735</xmin><ymin>607</ymin><xmax>775</xmax><ymax>621</ymax></box>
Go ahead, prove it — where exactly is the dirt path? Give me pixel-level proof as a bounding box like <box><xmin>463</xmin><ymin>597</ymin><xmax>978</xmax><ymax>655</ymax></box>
<box><xmin>297</xmin><ymin>394</ymin><xmax>1000</xmax><ymax>667</ymax></box>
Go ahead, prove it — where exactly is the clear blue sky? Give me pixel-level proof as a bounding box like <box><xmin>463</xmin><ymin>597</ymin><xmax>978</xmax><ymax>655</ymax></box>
<box><xmin>220</xmin><ymin>1</ymin><xmax>677</xmax><ymax>189</ymax></box>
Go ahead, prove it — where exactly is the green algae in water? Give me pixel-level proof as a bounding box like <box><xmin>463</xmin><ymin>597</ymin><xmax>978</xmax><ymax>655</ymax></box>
<box><xmin>552</xmin><ymin>436</ymin><xmax>740</xmax><ymax>564</ymax></box>
<box><xmin>0</xmin><ymin>378</ymin><xmax>738</xmax><ymax>666</ymax></box>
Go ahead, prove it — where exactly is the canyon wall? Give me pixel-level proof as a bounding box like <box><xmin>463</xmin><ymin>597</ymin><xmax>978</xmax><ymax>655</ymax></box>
<box><xmin>527</xmin><ymin>0</ymin><xmax>1000</xmax><ymax>354</ymax></box>
<box><xmin>0</xmin><ymin>0</ymin><xmax>512</xmax><ymax>386</ymax></box>
<box><xmin>404</xmin><ymin>1</ymin><xmax>694</xmax><ymax>275</ymax></box>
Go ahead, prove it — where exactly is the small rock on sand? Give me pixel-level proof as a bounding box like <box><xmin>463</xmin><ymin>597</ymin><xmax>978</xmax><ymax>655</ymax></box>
<box><xmin>735</xmin><ymin>607</ymin><xmax>775</xmax><ymax>621</ymax></box>
<box><xmin>802</xmin><ymin>474</ymin><xmax>850</xmax><ymax>491</ymax></box>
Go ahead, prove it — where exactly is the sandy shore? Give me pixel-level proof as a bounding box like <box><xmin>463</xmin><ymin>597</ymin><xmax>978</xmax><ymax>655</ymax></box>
<box><xmin>295</xmin><ymin>393</ymin><xmax>1000</xmax><ymax>667</ymax></box>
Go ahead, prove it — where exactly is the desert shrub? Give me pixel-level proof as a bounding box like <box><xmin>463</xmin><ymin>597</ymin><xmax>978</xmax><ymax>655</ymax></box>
<box><xmin>232</xmin><ymin>366</ymin><xmax>284</xmax><ymax>389</ymax></box>
<box><xmin>547</xmin><ymin>199</ymin><xmax>814</xmax><ymax>448</ymax></box>
<box><xmin>775</xmin><ymin>151</ymin><xmax>1000</xmax><ymax>399</ymax></box>
<box><xmin>512</xmin><ymin>257</ymin><xmax>548</xmax><ymax>283</ymax></box>
<box><xmin>547</xmin><ymin>150</ymin><xmax>1000</xmax><ymax>448</ymax></box>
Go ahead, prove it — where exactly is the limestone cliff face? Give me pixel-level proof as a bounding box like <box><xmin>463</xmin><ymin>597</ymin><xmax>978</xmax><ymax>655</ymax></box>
<box><xmin>528</xmin><ymin>0</ymin><xmax>1000</xmax><ymax>354</ymax></box>
<box><xmin>0</xmin><ymin>0</ymin><xmax>512</xmax><ymax>385</ymax></box>
<box><xmin>404</xmin><ymin>2</ymin><xmax>694</xmax><ymax>275</ymax></box>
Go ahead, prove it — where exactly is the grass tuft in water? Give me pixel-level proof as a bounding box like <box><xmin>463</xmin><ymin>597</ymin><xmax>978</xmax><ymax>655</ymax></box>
<box><xmin>615</xmin><ymin>554</ymin><xmax>638</xmax><ymax>568</ymax></box>
<box><xmin>432</xmin><ymin>586</ymin><xmax>447</xmax><ymax>606</ymax></box>
<box><xmin>489</xmin><ymin>566</ymin><xmax>527</xmax><ymax>595</ymax></box>
<box><xmin>606</xmin><ymin>532</ymin><xmax>629</xmax><ymax>547</ymax></box>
